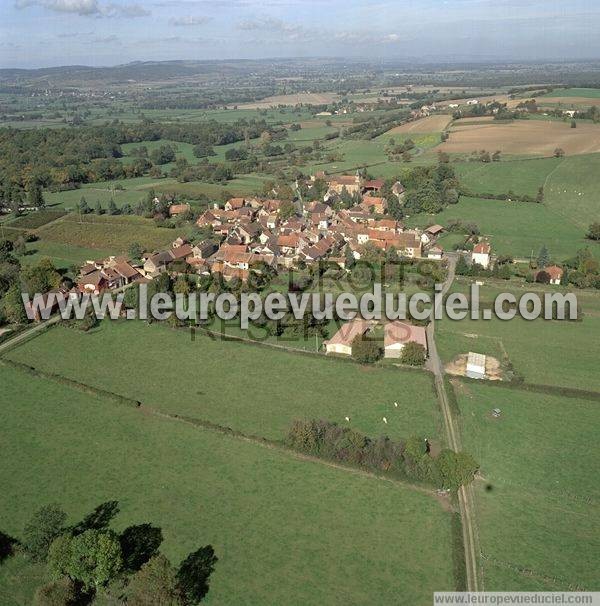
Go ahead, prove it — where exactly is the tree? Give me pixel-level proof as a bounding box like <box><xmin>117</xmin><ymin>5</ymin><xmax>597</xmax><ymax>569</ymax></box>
<box><xmin>108</xmin><ymin>199</ymin><xmax>118</xmax><ymax>215</ymax></box>
<box><xmin>49</xmin><ymin>529</ymin><xmax>123</xmax><ymax>590</ymax></box>
<box><xmin>128</xmin><ymin>554</ymin><xmax>182</xmax><ymax>606</ymax></box>
<box><xmin>2</xmin><ymin>284</ymin><xmax>28</xmax><ymax>324</ymax></box>
<box><xmin>77</xmin><ymin>196</ymin><xmax>90</xmax><ymax>214</ymax></box>
<box><xmin>436</xmin><ymin>450</ymin><xmax>479</xmax><ymax>491</ymax></box>
<box><xmin>400</xmin><ymin>342</ymin><xmax>426</xmax><ymax>366</ymax></box>
<box><xmin>344</xmin><ymin>245</ymin><xmax>355</xmax><ymax>270</ymax></box>
<box><xmin>94</xmin><ymin>201</ymin><xmax>104</xmax><ymax>215</ymax></box>
<box><xmin>33</xmin><ymin>577</ymin><xmax>78</xmax><ymax>606</ymax></box>
<box><xmin>177</xmin><ymin>546</ymin><xmax>218</xmax><ymax>605</ymax></box>
<box><xmin>279</xmin><ymin>200</ymin><xmax>296</xmax><ymax>221</ymax></box>
<box><xmin>587</xmin><ymin>222</ymin><xmax>600</xmax><ymax>241</ymax></box>
<box><xmin>28</xmin><ymin>184</ymin><xmax>45</xmax><ymax>209</ymax></box>
<box><xmin>128</xmin><ymin>242</ymin><xmax>143</xmax><ymax>261</ymax></box>
<box><xmin>13</xmin><ymin>235</ymin><xmax>27</xmax><ymax>256</ymax></box>
<box><xmin>23</xmin><ymin>504</ymin><xmax>67</xmax><ymax>562</ymax></box>
<box><xmin>455</xmin><ymin>255</ymin><xmax>470</xmax><ymax>276</ymax></box>
<box><xmin>537</xmin><ymin>245</ymin><xmax>550</xmax><ymax>268</ymax></box>
<box><xmin>351</xmin><ymin>333</ymin><xmax>383</xmax><ymax>364</ymax></box>
<box><xmin>571</xmin><ymin>119</ymin><xmax>577</xmax><ymax>128</ymax></box>
<box><xmin>554</xmin><ymin>147</ymin><xmax>565</xmax><ymax>158</ymax></box>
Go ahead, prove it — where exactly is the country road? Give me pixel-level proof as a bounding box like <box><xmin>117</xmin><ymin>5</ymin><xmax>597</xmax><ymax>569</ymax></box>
<box><xmin>0</xmin><ymin>315</ymin><xmax>60</xmax><ymax>356</ymax></box>
<box><xmin>426</xmin><ymin>253</ymin><xmax>482</xmax><ymax>592</ymax></box>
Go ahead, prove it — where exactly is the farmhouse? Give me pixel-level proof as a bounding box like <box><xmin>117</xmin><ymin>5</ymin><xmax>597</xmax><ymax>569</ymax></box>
<box><xmin>427</xmin><ymin>245</ymin><xmax>443</xmax><ymax>260</ymax></box>
<box><xmin>466</xmin><ymin>352</ymin><xmax>486</xmax><ymax>380</ymax></box>
<box><xmin>324</xmin><ymin>319</ymin><xmax>372</xmax><ymax>356</ymax></box>
<box><xmin>169</xmin><ymin>203</ymin><xmax>190</xmax><ymax>217</ymax></box>
<box><xmin>384</xmin><ymin>322</ymin><xmax>428</xmax><ymax>359</ymax></box>
<box><xmin>536</xmin><ymin>265</ymin><xmax>564</xmax><ymax>285</ymax></box>
<box><xmin>472</xmin><ymin>242</ymin><xmax>491</xmax><ymax>269</ymax></box>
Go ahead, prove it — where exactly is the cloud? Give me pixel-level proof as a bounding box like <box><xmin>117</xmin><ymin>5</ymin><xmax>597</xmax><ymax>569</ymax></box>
<box><xmin>14</xmin><ymin>0</ymin><xmax>150</xmax><ymax>17</ymax></box>
<box><xmin>15</xmin><ymin>0</ymin><xmax>100</xmax><ymax>15</ymax></box>
<box><xmin>169</xmin><ymin>14</ymin><xmax>211</xmax><ymax>26</ymax></box>
<box><xmin>237</xmin><ymin>17</ymin><xmax>310</xmax><ymax>40</ymax></box>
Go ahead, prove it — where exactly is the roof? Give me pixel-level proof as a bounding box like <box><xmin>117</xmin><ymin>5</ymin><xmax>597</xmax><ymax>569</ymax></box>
<box><xmin>467</xmin><ymin>352</ymin><xmax>486</xmax><ymax>369</ymax></box>
<box><xmin>426</xmin><ymin>224</ymin><xmax>444</xmax><ymax>234</ymax></box>
<box><xmin>169</xmin><ymin>203</ymin><xmax>190</xmax><ymax>216</ymax></box>
<box><xmin>329</xmin><ymin>175</ymin><xmax>358</xmax><ymax>186</ymax></box>
<box><xmin>169</xmin><ymin>244</ymin><xmax>193</xmax><ymax>260</ymax></box>
<box><xmin>473</xmin><ymin>242</ymin><xmax>491</xmax><ymax>255</ymax></box>
<box><xmin>542</xmin><ymin>265</ymin><xmax>564</xmax><ymax>280</ymax></box>
<box><xmin>363</xmin><ymin>179</ymin><xmax>385</xmax><ymax>190</ymax></box>
<box><xmin>113</xmin><ymin>261</ymin><xmax>140</xmax><ymax>279</ymax></box>
<box><xmin>226</xmin><ymin>197</ymin><xmax>246</xmax><ymax>209</ymax></box>
<box><xmin>384</xmin><ymin>321</ymin><xmax>427</xmax><ymax>350</ymax></box>
<box><xmin>326</xmin><ymin>319</ymin><xmax>371</xmax><ymax>347</ymax></box>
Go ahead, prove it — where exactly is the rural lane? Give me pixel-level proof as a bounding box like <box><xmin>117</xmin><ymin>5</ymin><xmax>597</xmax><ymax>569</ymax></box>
<box><xmin>426</xmin><ymin>253</ymin><xmax>483</xmax><ymax>592</ymax></box>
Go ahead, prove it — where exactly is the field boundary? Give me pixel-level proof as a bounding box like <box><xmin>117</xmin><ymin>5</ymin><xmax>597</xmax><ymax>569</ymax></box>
<box><xmin>0</xmin><ymin>356</ymin><xmax>451</xmax><ymax>506</ymax></box>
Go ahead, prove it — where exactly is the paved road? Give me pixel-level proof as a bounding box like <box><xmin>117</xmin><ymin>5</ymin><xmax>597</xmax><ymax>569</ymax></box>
<box><xmin>0</xmin><ymin>316</ymin><xmax>60</xmax><ymax>356</ymax></box>
<box><xmin>427</xmin><ymin>253</ymin><xmax>482</xmax><ymax>592</ymax></box>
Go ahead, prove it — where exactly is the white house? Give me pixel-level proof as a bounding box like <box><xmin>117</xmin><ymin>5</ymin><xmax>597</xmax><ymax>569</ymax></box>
<box><xmin>472</xmin><ymin>242</ymin><xmax>491</xmax><ymax>269</ymax></box>
<box><xmin>466</xmin><ymin>352</ymin><xmax>486</xmax><ymax>380</ymax></box>
<box><xmin>427</xmin><ymin>245</ymin><xmax>443</xmax><ymax>260</ymax></box>
<box><xmin>324</xmin><ymin>319</ymin><xmax>371</xmax><ymax>356</ymax></box>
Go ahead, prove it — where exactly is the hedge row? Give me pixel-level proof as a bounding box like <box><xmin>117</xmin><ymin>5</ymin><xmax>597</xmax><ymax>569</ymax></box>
<box><xmin>0</xmin><ymin>359</ymin><xmax>141</xmax><ymax>408</ymax></box>
<box><xmin>457</xmin><ymin>374</ymin><xmax>600</xmax><ymax>403</ymax></box>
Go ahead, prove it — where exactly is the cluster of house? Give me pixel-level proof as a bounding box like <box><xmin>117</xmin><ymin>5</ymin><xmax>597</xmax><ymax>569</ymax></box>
<box><xmin>324</xmin><ymin>318</ymin><xmax>428</xmax><ymax>359</ymax></box>
<box><xmin>74</xmin><ymin>173</ymin><xmax>452</xmax><ymax>293</ymax></box>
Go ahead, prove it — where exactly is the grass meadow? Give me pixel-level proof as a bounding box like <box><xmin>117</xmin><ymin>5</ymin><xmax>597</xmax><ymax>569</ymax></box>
<box><xmin>0</xmin><ymin>364</ymin><xmax>456</xmax><ymax>605</ymax></box>
<box><xmin>4</xmin><ymin>320</ymin><xmax>443</xmax><ymax>443</ymax></box>
<box><xmin>408</xmin><ymin>195</ymin><xmax>588</xmax><ymax>260</ymax></box>
<box><xmin>454</xmin><ymin>379</ymin><xmax>600</xmax><ymax>590</ymax></box>
<box><xmin>436</xmin><ymin>280</ymin><xmax>600</xmax><ymax>391</ymax></box>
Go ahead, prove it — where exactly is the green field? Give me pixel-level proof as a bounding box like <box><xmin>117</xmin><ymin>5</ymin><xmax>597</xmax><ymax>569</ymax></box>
<box><xmin>5</xmin><ymin>320</ymin><xmax>443</xmax><ymax>443</ymax></box>
<box><xmin>408</xmin><ymin>195</ymin><xmax>588</xmax><ymax>260</ymax></box>
<box><xmin>455</xmin><ymin>157</ymin><xmax>562</xmax><ymax>198</ymax></box>
<box><xmin>0</xmin><ymin>363</ymin><xmax>456</xmax><ymax>605</ymax></box>
<box><xmin>543</xmin><ymin>154</ymin><xmax>600</xmax><ymax>229</ymax></box>
<box><xmin>455</xmin><ymin>380</ymin><xmax>600</xmax><ymax>590</ymax></box>
<box><xmin>45</xmin><ymin>177</ymin><xmax>161</xmax><ymax>210</ymax></box>
<box><xmin>35</xmin><ymin>213</ymin><xmax>177</xmax><ymax>254</ymax></box>
<box><xmin>541</xmin><ymin>88</ymin><xmax>600</xmax><ymax>99</ymax></box>
<box><xmin>437</xmin><ymin>280</ymin><xmax>600</xmax><ymax>391</ymax></box>
<box><xmin>21</xmin><ymin>241</ymin><xmax>114</xmax><ymax>269</ymax></box>
<box><xmin>5</xmin><ymin>210</ymin><xmax>67</xmax><ymax>230</ymax></box>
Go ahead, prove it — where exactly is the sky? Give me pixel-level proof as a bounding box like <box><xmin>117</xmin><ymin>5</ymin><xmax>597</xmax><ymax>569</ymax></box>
<box><xmin>2</xmin><ymin>0</ymin><xmax>600</xmax><ymax>68</ymax></box>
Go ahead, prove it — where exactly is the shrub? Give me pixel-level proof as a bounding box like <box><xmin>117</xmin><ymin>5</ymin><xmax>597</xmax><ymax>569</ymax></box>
<box><xmin>351</xmin><ymin>333</ymin><xmax>383</xmax><ymax>364</ymax></box>
<box><xmin>23</xmin><ymin>504</ymin><xmax>67</xmax><ymax>562</ymax></box>
<box><xmin>400</xmin><ymin>342</ymin><xmax>427</xmax><ymax>366</ymax></box>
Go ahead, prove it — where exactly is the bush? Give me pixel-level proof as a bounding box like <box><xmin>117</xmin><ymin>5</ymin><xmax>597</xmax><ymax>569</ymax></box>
<box><xmin>351</xmin><ymin>333</ymin><xmax>383</xmax><ymax>364</ymax></box>
<box><xmin>400</xmin><ymin>342</ymin><xmax>426</xmax><ymax>366</ymax></box>
<box><xmin>33</xmin><ymin>577</ymin><xmax>78</xmax><ymax>606</ymax></box>
<box><xmin>23</xmin><ymin>504</ymin><xmax>67</xmax><ymax>562</ymax></box>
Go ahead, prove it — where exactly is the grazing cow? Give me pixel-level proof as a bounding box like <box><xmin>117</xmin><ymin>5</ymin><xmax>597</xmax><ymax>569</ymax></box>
<box><xmin>382</xmin><ymin>417</ymin><xmax>388</xmax><ymax>424</ymax></box>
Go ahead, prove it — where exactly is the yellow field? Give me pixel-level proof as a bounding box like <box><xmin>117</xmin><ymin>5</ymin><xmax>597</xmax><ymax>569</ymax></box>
<box><xmin>387</xmin><ymin>114</ymin><xmax>453</xmax><ymax>134</ymax></box>
<box><xmin>236</xmin><ymin>92</ymin><xmax>339</xmax><ymax>109</ymax></box>
<box><xmin>440</xmin><ymin>119</ymin><xmax>600</xmax><ymax>156</ymax></box>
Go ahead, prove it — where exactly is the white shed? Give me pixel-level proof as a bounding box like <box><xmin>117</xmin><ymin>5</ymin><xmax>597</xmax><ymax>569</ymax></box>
<box><xmin>466</xmin><ymin>352</ymin><xmax>486</xmax><ymax>380</ymax></box>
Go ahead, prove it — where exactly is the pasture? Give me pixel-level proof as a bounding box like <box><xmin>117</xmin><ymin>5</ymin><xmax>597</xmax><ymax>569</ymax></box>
<box><xmin>440</xmin><ymin>120</ymin><xmax>600</xmax><ymax>157</ymax></box>
<box><xmin>0</xmin><ymin>363</ymin><xmax>456</xmax><ymax>605</ymax></box>
<box><xmin>454</xmin><ymin>157</ymin><xmax>562</xmax><ymax>198</ymax></box>
<box><xmin>455</xmin><ymin>380</ymin><xmax>600</xmax><ymax>590</ymax></box>
<box><xmin>4</xmin><ymin>320</ymin><xmax>443</xmax><ymax>443</ymax></box>
<box><xmin>21</xmin><ymin>241</ymin><xmax>114</xmax><ymax>269</ymax></box>
<box><xmin>408</xmin><ymin>195</ymin><xmax>587</xmax><ymax>260</ymax></box>
<box><xmin>35</xmin><ymin>214</ymin><xmax>177</xmax><ymax>253</ymax></box>
<box><xmin>436</xmin><ymin>280</ymin><xmax>600</xmax><ymax>392</ymax></box>
<box><xmin>235</xmin><ymin>92</ymin><xmax>339</xmax><ymax>109</ymax></box>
